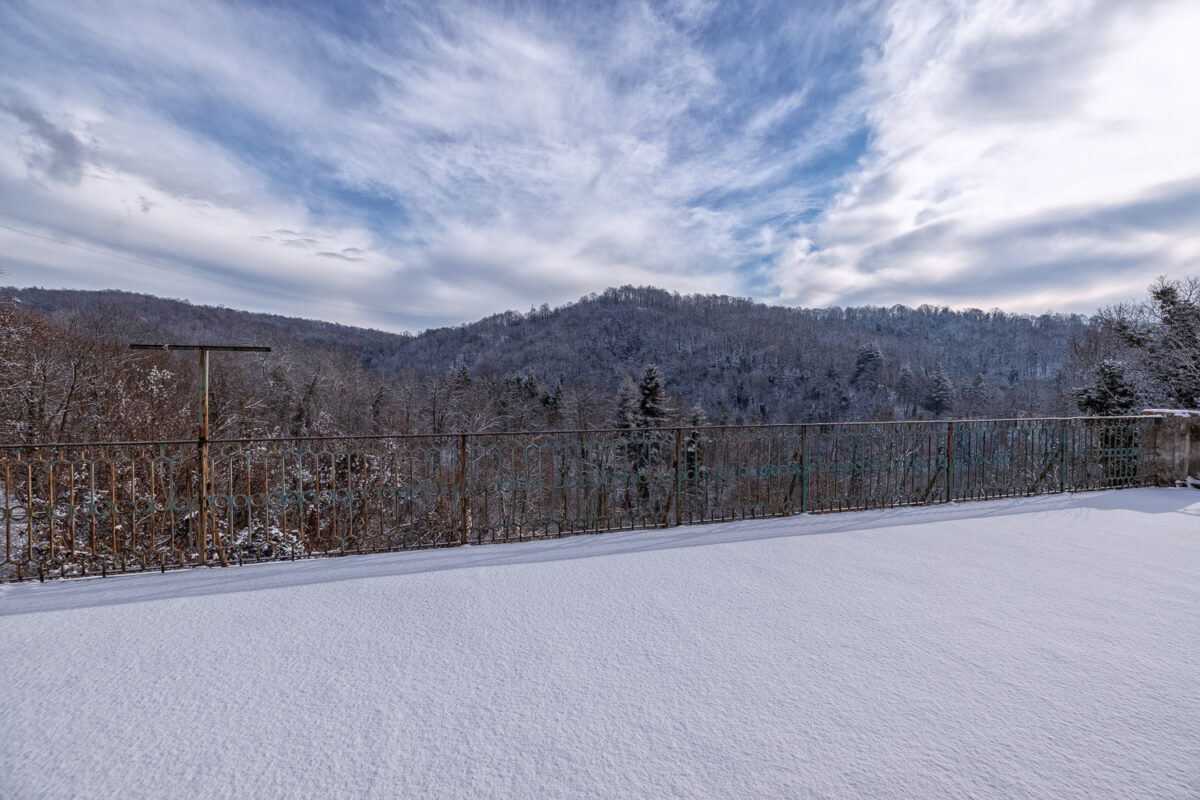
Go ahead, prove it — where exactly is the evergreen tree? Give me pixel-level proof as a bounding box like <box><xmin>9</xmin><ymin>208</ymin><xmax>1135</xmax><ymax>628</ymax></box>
<box><xmin>962</xmin><ymin>373</ymin><xmax>991</xmax><ymax>408</ymax></box>
<box><xmin>925</xmin><ymin>366</ymin><xmax>954</xmax><ymax>417</ymax></box>
<box><xmin>451</xmin><ymin>362</ymin><xmax>472</xmax><ymax>391</ymax></box>
<box><xmin>521</xmin><ymin>368</ymin><xmax>540</xmax><ymax>400</ymax></box>
<box><xmin>852</xmin><ymin>342</ymin><xmax>883</xmax><ymax>387</ymax></box>
<box><xmin>1146</xmin><ymin>280</ymin><xmax>1200</xmax><ymax>406</ymax></box>
<box><xmin>615</xmin><ymin>376</ymin><xmax>641</xmax><ymax>428</ymax></box>
<box><xmin>638</xmin><ymin>364</ymin><xmax>670</xmax><ymax>424</ymax></box>
<box><xmin>292</xmin><ymin>376</ymin><xmax>319</xmax><ymax>435</ymax></box>
<box><xmin>1087</xmin><ymin>276</ymin><xmax>1200</xmax><ymax>410</ymax></box>
<box><xmin>1076</xmin><ymin>360</ymin><xmax>1137</xmax><ymax>415</ymax></box>
<box><xmin>897</xmin><ymin>366</ymin><xmax>918</xmax><ymax>417</ymax></box>
<box><xmin>540</xmin><ymin>380</ymin><xmax>564</xmax><ymax>423</ymax></box>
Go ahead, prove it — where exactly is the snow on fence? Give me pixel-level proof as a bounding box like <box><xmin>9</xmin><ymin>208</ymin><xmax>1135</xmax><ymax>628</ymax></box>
<box><xmin>0</xmin><ymin>416</ymin><xmax>1161</xmax><ymax>582</ymax></box>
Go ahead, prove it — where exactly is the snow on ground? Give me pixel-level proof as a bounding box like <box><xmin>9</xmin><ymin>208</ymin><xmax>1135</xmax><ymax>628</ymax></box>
<box><xmin>2</xmin><ymin>488</ymin><xmax>1198</xmax><ymax>799</ymax></box>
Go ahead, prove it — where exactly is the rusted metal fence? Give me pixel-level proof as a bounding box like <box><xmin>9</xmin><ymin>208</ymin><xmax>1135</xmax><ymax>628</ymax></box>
<box><xmin>0</xmin><ymin>416</ymin><xmax>1159</xmax><ymax>582</ymax></box>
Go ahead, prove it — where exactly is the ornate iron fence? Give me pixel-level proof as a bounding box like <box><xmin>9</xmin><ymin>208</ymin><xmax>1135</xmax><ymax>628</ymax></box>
<box><xmin>0</xmin><ymin>416</ymin><xmax>1159</xmax><ymax>582</ymax></box>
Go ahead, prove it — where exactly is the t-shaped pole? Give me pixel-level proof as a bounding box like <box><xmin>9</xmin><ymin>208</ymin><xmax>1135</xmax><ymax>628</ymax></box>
<box><xmin>130</xmin><ymin>344</ymin><xmax>271</xmax><ymax>565</ymax></box>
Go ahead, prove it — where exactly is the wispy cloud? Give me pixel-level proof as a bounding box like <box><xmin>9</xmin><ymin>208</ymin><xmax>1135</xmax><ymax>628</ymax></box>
<box><xmin>773</xmin><ymin>0</ymin><xmax>1200</xmax><ymax>312</ymax></box>
<box><xmin>0</xmin><ymin>0</ymin><xmax>1194</xmax><ymax>329</ymax></box>
<box><xmin>0</xmin><ymin>0</ymin><xmax>880</xmax><ymax>329</ymax></box>
<box><xmin>2</xmin><ymin>97</ymin><xmax>87</xmax><ymax>184</ymax></box>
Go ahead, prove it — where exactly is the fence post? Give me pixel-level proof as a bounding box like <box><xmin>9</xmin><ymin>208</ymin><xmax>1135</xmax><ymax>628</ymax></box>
<box><xmin>945</xmin><ymin>422</ymin><xmax>955</xmax><ymax>503</ymax></box>
<box><xmin>800</xmin><ymin>425</ymin><xmax>809</xmax><ymax>514</ymax></box>
<box><xmin>198</xmin><ymin>349</ymin><xmax>209</xmax><ymax>566</ymax></box>
<box><xmin>459</xmin><ymin>433</ymin><xmax>468</xmax><ymax>546</ymax></box>
<box><xmin>1058</xmin><ymin>420</ymin><xmax>1068</xmax><ymax>492</ymax></box>
<box><xmin>673</xmin><ymin>427</ymin><xmax>683</xmax><ymax>526</ymax></box>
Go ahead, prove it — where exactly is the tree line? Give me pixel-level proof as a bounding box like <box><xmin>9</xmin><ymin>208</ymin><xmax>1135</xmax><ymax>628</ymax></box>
<box><xmin>1074</xmin><ymin>276</ymin><xmax>1200</xmax><ymax>414</ymax></box>
<box><xmin>2</xmin><ymin>279</ymin><xmax>1191</xmax><ymax>444</ymax></box>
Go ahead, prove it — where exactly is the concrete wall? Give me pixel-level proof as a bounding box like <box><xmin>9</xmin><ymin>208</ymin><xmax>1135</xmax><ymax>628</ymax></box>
<box><xmin>1144</xmin><ymin>410</ymin><xmax>1200</xmax><ymax>486</ymax></box>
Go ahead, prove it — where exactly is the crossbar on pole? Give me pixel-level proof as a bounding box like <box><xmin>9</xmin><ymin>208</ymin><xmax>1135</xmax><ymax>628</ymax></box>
<box><xmin>130</xmin><ymin>343</ymin><xmax>271</xmax><ymax>567</ymax></box>
<box><xmin>130</xmin><ymin>345</ymin><xmax>271</xmax><ymax>352</ymax></box>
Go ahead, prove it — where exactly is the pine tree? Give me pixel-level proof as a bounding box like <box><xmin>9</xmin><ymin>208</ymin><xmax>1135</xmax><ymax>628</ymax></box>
<box><xmin>291</xmin><ymin>376</ymin><xmax>319</xmax><ymax>435</ymax></box>
<box><xmin>852</xmin><ymin>342</ymin><xmax>883</xmax><ymax>387</ymax></box>
<box><xmin>925</xmin><ymin>366</ymin><xmax>954</xmax><ymax>417</ymax></box>
<box><xmin>1147</xmin><ymin>280</ymin><xmax>1200</xmax><ymax>407</ymax></box>
<box><xmin>540</xmin><ymin>380</ymin><xmax>564</xmax><ymax>423</ymax></box>
<box><xmin>1090</xmin><ymin>276</ymin><xmax>1200</xmax><ymax>410</ymax></box>
<box><xmin>962</xmin><ymin>373</ymin><xmax>991</xmax><ymax>409</ymax></box>
<box><xmin>897</xmin><ymin>366</ymin><xmax>918</xmax><ymax>417</ymax></box>
<box><xmin>638</xmin><ymin>364</ymin><xmax>670</xmax><ymax>425</ymax></box>
<box><xmin>615</xmin><ymin>376</ymin><xmax>641</xmax><ymax>428</ymax></box>
<box><xmin>452</xmin><ymin>362</ymin><xmax>472</xmax><ymax>392</ymax></box>
<box><xmin>521</xmin><ymin>368</ymin><xmax>539</xmax><ymax>401</ymax></box>
<box><xmin>1076</xmin><ymin>360</ymin><xmax>1137</xmax><ymax>415</ymax></box>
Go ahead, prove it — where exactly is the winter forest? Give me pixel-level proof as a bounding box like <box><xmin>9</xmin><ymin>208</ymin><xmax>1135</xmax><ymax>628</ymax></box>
<box><xmin>1</xmin><ymin>277</ymin><xmax>1197</xmax><ymax>444</ymax></box>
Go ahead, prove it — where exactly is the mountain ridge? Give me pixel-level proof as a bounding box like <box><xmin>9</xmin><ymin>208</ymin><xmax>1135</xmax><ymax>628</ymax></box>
<box><xmin>1</xmin><ymin>284</ymin><xmax>1087</xmax><ymax>441</ymax></box>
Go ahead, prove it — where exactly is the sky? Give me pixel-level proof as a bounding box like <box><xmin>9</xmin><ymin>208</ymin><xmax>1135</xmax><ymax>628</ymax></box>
<box><xmin>1</xmin><ymin>0</ymin><xmax>1198</xmax><ymax>333</ymax></box>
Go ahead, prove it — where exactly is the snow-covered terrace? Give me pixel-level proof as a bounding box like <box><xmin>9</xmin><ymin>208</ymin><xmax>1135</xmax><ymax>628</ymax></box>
<box><xmin>2</xmin><ymin>488</ymin><xmax>1197</xmax><ymax>799</ymax></box>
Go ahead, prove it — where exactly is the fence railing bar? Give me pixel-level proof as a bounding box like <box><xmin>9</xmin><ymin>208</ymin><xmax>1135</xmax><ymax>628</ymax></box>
<box><xmin>0</xmin><ymin>415</ymin><xmax>1161</xmax><ymax>450</ymax></box>
<box><xmin>0</xmin><ymin>416</ymin><xmax>1161</xmax><ymax>583</ymax></box>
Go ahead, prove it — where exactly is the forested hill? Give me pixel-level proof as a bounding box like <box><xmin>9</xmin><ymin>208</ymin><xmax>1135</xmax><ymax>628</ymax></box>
<box><xmin>10</xmin><ymin>286</ymin><xmax>410</xmax><ymax>359</ymax></box>
<box><xmin>2</xmin><ymin>285</ymin><xmax>1087</xmax><ymax>442</ymax></box>
<box><xmin>391</xmin><ymin>287</ymin><xmax>1084</xmax><ymax>421</ymax></box>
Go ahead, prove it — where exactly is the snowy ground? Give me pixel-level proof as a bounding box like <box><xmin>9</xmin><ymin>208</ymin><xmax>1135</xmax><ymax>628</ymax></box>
<box><xmin>2</xmin><ymin>489</ymin><xmax>1198</xmax><ymax>799</ymax></box>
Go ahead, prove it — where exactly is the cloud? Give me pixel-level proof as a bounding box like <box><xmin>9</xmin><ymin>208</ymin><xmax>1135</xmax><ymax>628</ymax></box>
<box><xmin>773</xmin><ymin>0</ymin><xmax>1200</xmax><ymax>312</ymax></box>
<box><xmin>0</xmin><ymin>0</ymin><xmax>885</xmax><ymax>329</ymax></box>
<box><xmin>1</xmin><ymin>98</ymin><xmax>86</xmax><ymax>184</ymax></box>
<box><xmin>0</xmin><ymin>0</ymin><xmax>1194</xmax><ymax>330</ymax></box>
<box><xmin>316</xmin><ymin>249</ymin><xmax>367</xmax><ymax>262</ymax></box>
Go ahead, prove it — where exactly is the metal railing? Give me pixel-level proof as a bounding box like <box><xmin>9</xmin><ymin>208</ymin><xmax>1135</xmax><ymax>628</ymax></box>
<box><xmin>0</xmin><ymin>416</ymin><xmax>1159</xmax><ymax>582</ymax></box>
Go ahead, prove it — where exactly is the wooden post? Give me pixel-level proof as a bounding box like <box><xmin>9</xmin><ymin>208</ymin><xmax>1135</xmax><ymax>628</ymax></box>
<box><xmin>459</xmin><ymin>433</ymin><xmax>468</xmax><ymax>546</ymax></box>
<box><xmin>130</xmin><ymin>344</ymin><xmax>270</xmax><ymax>568</ymax></box>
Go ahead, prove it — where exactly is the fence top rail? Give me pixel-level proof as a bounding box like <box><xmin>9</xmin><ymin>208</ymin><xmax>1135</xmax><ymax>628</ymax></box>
<box><xmin>0</xmin><ymin>438</ymin><xmax>199</xmax><ymax>450</ymax></box>
<box><xmin>0</xmin><ymin>415</ymin><xmax>1159</xmax><ymax>451</ymax></box>
<box><xmin>129</xmin><ymin>344</ymin><xmax>271</xmax><ymax>352</ymax></box>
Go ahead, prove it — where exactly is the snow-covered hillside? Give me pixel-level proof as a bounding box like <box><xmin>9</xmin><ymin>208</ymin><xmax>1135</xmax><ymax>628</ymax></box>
<box><xmin>2</xmin><ymin>489</ymin><xmax>1197</xmax><ymax>799</ymax></box>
